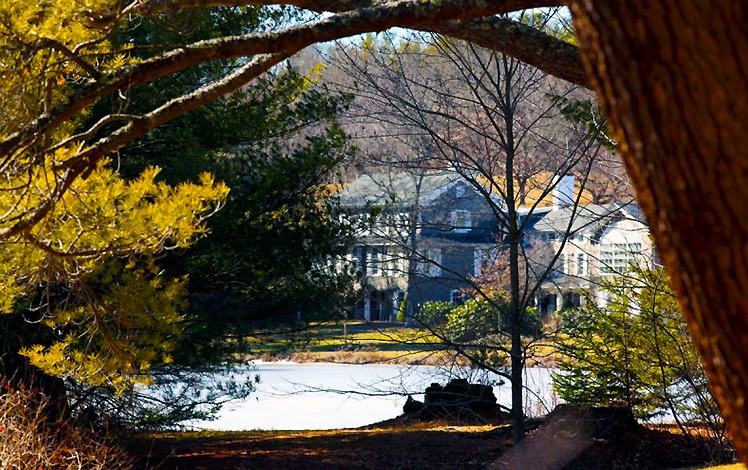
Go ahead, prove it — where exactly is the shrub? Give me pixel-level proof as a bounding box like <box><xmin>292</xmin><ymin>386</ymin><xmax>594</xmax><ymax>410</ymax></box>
<box><xmin>445</xmin><ymin>297</ymin><xmax>503</xmax><ymax>342</ymax></box>
<box><xmin>0</xmin><ymin>385</ymin><xmax>133</xmax><ymax>469</ymax></box>
<box><xmin>415</xmin><ymin>301</ymin><xmax>452</xmax><ymax>327</ymax></box>
<box><xmin>396</xmin><ymin>294</ymin><xmax>409</xmax><ymax>322</ymax></box>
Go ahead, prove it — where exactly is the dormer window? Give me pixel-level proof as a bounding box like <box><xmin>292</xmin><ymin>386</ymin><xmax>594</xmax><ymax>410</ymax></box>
<box><xmin>455</xmin><ymin>184</ymin><xmax>466</xmax><ymax>198</ymax></box>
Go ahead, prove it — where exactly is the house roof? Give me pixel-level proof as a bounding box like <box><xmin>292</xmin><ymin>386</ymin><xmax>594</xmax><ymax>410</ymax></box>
<box><xmin>336</xmin><ymin>171</ymin><xmax>467</xmax><ymax>208</ymax></box>
<box><xmin>529</xmin><ymin>201</ymin><xmax>646</xmax><ymax>237</ymax></box>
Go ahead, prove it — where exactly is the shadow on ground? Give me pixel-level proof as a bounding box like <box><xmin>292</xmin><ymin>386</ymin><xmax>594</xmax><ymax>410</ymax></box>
<box><xmin>127</xmin><ymin>408</ymin><xmax>734</xmax><ymax>470</ymax></box>
<box><xmin>129</xmin><ymin>419</ymin><xmax>511</xmax><ymax>470</ymax></box>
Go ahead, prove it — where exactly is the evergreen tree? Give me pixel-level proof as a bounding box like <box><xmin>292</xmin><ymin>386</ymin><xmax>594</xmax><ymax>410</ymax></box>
<box><xmin>103</xmin><ymin>9</ymin><xmax>358</xmax><ymax>368</ymax></box>
<box><xmin>554</xmin><ymin>267</ymin><xmax>718</xmax><ymax>428</ymax></box>
<box><xmin>0</xmin><ymin>3</ymin><xmax>355</xmax><ymax>426</ymax></box>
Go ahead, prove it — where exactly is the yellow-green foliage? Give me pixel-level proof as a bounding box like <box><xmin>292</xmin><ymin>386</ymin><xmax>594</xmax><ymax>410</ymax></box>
<box><xmin>6</xmin><ymin>157</ymin><xmax>228</xmax><ymax>390</ymax></box>
<box><xmin>0</xmin><ymin>1</ymin><xmax>128</xmax><ymax>135</ymax></box>
<box><xmin>20</xmin><ymin>264</ymin><xmax>187</xmax><ymax>390</ymax></box>
<box><xmin>0</xmin><ymin>1</ymin><xmax>230</xmax><ymax>392</ymax></box>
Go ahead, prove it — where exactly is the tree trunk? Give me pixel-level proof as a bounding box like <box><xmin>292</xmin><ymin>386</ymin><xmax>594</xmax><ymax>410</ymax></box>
<box><xmin>571</xmin><ymin>0</ymin><xmax>748</xmax><ymax>459</ymax></box>
<box><xmin>508</xmin><ymin>232</ymin><xmax>524</xmax><ymax>443</ymax></box>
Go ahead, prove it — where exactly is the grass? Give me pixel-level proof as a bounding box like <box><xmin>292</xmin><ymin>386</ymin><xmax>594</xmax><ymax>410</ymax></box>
<box><xmin>693</xmin><ymin>466</ymin><xmax>744</xmax><ymax>470</ymax></box>
<box><xmin>247</xmin><ymin>320</ymin><xmax>447</xmax><ymax>363</ymax></box>
<box><xmin>246</xmin><ymin>320</ymin><xmax>562</xmax><ymax>366</ymax></box>
<box><xmin>299</xmin><ymin>321</ymin><xmax>441</xmax><ymax>349</ymax></box>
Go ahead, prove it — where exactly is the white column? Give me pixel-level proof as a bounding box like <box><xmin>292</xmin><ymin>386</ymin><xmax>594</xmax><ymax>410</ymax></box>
<box><xmin>392</xmin><ymin>291</ymin><xmax>400</xmax><ymax>322</ymax></box>
<box><xmin>363</xmin><ymin>297</ymin><xmax>371</xmax><ymax>322</ymax></box>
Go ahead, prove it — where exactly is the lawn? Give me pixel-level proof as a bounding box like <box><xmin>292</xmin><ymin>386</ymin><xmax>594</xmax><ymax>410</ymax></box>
<box><xmin>246</xmin><ymin>320</ymin><xmax>453</xmax><ymax>364</ymax></box>
<box><xmin>246</xmin><ymin>319</ymin><xmax>560</xmax><ymax>367</ymax></box>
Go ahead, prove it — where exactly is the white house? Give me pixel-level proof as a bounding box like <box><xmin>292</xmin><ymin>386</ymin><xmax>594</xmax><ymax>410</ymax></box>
<box><xmin>526</xmin><ymin>201</ymin><xmax>655</xmax><ymax>315</ymax></box>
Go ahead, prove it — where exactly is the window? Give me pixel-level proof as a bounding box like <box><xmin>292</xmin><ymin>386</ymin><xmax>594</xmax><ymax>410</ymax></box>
<box><xmin>389</xmin><ymin>248</ymin><xmax>407</xmax><ymax>275</ymax></box>
<box><xmin>455</xmin><ymin>184</ymin><xmax>466</xmax><ymax>198</ymax></box>
<box><xmin>389</xmin><ymin>213</ymin><xmax>410</xmax><ymax>237</ymax></box>
<box><xmin>599</xmin><ymin>243</ymin><xmax>643</xmax><ymax>274</ymax></box>
<box><xmin>557</xmin><ymin>253</ymin><xmax>565</xmax><ymax>275</ymax></box>
<box><xmin>418</xmin><ymin>248</ymin><xmax>442</xmax><ymax>277</ymax></box>
<box><xmin>351</xmin><ymin>247</ymin><xmax>364</xmax><ymax>274</ymax></box>
<box><xmin>450</xmin><ymin>210</ymin><xmax>472</xmax><ymax>232</ymax></box>
<box><xmin>366</xmin><ymin>248</ymin><xmax>383</xmax><ymax>277</ymax></box>
<box><xmin>474</xmin><ymin>249</ymin><xmax>483</xmax><ymax>276</ymax></box>
<box><xmin>576</xmin><ymin>253</ymin><xmax>587</xmax><ymax>276</ymax></box>
<box><xmin>352</xmin><ymin>214</ymin><xmax>370</xmax><ymax>236</ymax></box>
<box><xmin>450</xmin><ymin>290</ymin><xmax>466</xmax><ymax>304</ymax></box>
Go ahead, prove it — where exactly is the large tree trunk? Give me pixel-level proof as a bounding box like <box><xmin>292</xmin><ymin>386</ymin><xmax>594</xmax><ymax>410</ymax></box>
<box><xmin>571</xmin><ymin>0</ymin><xmax>748</xmax><ymax>459</ymax></box>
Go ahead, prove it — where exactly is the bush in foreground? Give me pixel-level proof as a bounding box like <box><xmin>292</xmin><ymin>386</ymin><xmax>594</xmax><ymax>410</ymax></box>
<box><xmin>0</xmin><ymin>385</ymin><xmax>133</xmax><ymax>469</ymax></box>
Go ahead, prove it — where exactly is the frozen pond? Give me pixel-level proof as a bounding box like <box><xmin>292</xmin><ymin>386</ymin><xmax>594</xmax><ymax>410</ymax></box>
<box><xmin>190</xmin><ymin>362</ymin><xmax>558</xmax><ymax>431</ymax></box>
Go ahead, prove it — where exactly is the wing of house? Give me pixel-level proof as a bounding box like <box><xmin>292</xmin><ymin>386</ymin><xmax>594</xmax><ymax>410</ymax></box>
<box><xmin>335</xmin><ymin>169</ymin><xmax>651</xmax><ymax>322</ymax></box>
<box><xmin>526</xmin><ymin>201</ymin><xmax>655</xmax><ymax>315</ymax></box>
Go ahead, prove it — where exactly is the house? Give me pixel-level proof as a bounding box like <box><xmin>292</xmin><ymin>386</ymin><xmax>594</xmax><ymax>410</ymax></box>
<box><xmin>525</xmin><ymin>199</ymin><xmax>656</xmax><ymax>315</ymax></box>
<box><xmin>336</xmin><ymin>169</ymin><xmax>653</xmax><ymax>322</ymax></box>
<box><xmin>335</xmin><ymin>170</ymin><xmax>501</xmax><ymax>321</ymax></box>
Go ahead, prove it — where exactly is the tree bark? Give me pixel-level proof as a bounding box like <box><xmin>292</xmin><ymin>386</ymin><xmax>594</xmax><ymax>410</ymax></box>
<box><xmin>498</xmin><ymin>51</ymin><xmax>525</xmax><ymax>443</ymax></box>
<box><xmin>570</xmin><ymin>0</ymin><xmax>748</xmax><ymax>459</ymax></box>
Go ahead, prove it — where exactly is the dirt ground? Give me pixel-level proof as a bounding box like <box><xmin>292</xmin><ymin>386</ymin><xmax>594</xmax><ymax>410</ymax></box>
<box><xmin>126</xmin><ymin>412</ymin><xmax>736</xmax><ymax>470</ymax></box>
<box><xmin>128</xmin><ymin>420</ymin><xmax>508</xmax><ymax>469</ymax></box>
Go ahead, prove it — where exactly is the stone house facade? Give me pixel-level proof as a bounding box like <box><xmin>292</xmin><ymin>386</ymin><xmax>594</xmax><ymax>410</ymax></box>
<box><xmin>526</xmin><ymin>202</ymin><xmax>655</xmax><ymax>315</ymax></box>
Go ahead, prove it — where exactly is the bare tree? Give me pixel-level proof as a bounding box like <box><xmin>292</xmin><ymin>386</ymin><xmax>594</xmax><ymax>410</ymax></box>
<box><xmin>326</xmin><ymin>29</ymin><xmax>626</xmax><ymax>440</ymax></box>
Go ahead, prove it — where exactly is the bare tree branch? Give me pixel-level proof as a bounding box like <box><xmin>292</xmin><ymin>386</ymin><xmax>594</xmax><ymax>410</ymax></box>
<box><xmin>428</xmin><ymin>17</ymin><xmax>586</xmax><ymax>87</ymax></box>
<box><xmin>63</xmin><ymin>53</ymin><xmax>287</xmax><ymax>174</ymax></box>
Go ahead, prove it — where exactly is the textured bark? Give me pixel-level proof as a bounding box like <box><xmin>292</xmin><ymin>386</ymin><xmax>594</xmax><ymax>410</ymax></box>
<box><xmin>570</xmin><ymin>0</ymin><xmax>748</xmax><ymax>459</ymax></box>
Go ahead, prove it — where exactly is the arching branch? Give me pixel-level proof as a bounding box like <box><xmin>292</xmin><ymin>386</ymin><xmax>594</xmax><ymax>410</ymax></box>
<box><xmin>0</xmin><ymin>0</ymin><xmax>576</xmax><ymax>159</ymax></box>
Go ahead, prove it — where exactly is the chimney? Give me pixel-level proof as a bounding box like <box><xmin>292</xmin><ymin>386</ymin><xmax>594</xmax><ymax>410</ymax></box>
<box><xmin>552</xmin><ymin>174</ymin><xmax>575</xmax><ymax>208</ymax></box>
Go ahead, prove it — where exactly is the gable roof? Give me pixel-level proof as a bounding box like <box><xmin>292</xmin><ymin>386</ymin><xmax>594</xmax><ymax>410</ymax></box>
<box><xmin>336</xmin><ymin>171</ymin><xmax>467</xmax><ymax>208</ymax></box>
<box><xmin>529</xmin><ymin>202</ymin><xmax>646</xmax><ymax>237</ymax></box>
